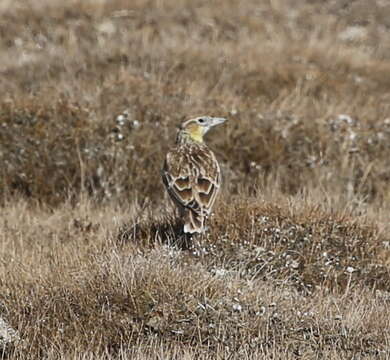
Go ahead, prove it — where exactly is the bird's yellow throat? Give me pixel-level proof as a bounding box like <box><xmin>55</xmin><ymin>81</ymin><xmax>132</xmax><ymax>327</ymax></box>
<box><xmin>183</xmin><ymin>123</ymin><xmax>204</xmax><ymax>143</ymax></box>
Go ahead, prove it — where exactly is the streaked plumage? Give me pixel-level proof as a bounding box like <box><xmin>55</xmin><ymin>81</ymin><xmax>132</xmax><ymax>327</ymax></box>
<box><xmin>162</xmin><ymin>116</ymin><xmax>227</xmax><ymax>234</ymax></box>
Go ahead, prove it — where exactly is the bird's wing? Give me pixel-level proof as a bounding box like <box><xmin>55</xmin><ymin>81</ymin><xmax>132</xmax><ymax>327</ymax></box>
<box><xmin>162</xmin><ymin>148</ymin><xmax>194</xmax><ymax>210</ymax></box>
<box><xmin>191</xmin><ymin>148</ymin><xmax>221</xmax><ymax>216</ymax></box>
<box><xmin>162</xmin><ymin>144</ymin><xmax>221</xmax><ymax>216</ymax></box>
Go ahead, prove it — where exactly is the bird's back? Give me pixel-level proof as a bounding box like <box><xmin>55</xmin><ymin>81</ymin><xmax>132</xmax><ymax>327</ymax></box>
<box><xmin>162</xmin><ymin>142</ymin><xmax>221</xmax><ymax>234</ymax></box>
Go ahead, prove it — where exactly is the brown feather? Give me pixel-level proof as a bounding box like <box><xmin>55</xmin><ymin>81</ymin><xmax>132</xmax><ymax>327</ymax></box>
<box><xmin>162</xmin><ymin>117</ymin><xmax>225</xmax><ymax>234</ymax></box>
<box><xmin>175</xmin><ymin>177</ymin><xmax>190</xmax><ymax>190</ymax></box>
<box><xmin>197</xmin><ymin>178</ymin><xmax>212</xmax><ymax>193</ymax></box>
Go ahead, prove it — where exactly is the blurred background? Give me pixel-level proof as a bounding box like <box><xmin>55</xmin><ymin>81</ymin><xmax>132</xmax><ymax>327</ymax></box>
<box><xmin>1</xmin><ymin>0</ymin><xmax>390</xmax><ymax>215</ymax></box>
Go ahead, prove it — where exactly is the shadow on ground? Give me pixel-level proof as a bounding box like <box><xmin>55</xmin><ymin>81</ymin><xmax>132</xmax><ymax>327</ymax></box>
<box><xmin>117</xmin><ymin>217</ymin><xmax>195</xmax><ymax>250</ymax></box>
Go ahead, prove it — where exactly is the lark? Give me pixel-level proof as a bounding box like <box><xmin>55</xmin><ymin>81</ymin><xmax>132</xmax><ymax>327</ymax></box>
<box><xmin>162</xmin><ymin>116</ymin><xmax>227</xmax><ymax>234</ymax></box>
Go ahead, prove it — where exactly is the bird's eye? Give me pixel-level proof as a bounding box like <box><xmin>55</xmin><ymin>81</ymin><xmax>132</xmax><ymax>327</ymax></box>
<box><xmin>198</xmin><ymin>118</ymin><xmax>205</xmax><ymax>124</ymax></box>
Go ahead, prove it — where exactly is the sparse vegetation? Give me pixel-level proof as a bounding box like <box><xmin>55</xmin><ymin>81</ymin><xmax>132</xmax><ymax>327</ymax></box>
<box><xmin>1</xmin><ymin>0</ymin><xmax>390</xmax><ymax>358</ymax></box>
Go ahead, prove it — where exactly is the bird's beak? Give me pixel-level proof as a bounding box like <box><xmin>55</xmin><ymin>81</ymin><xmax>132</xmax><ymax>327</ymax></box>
<box><xmin>211</xmin><ymin>117</ymin><xmax>227</xmax><ymax>126</ymax></box>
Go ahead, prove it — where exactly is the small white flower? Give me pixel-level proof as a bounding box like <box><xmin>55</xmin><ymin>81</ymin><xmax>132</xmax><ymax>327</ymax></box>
<box><xmin>232</xmin><ymin>303</ymin><xmax>242</xmax><ymax>312</ymax></box>
<box><xmin>131</xmin><ymin>120</ymin><xmax>140</xmax><ymax>129</ymax></box>
<box><xmin>116</xmin><ymin>114</ymin><xmax>127</xmax><ymax>126</ymax></box>
<box><xmin>338</xmin><ymin>26</ymin><xmax>367</xmax><ymax>42</ymax></box>
<box><xmin>338</xmin><ymin>114</ymin><xmax>355</xmax><ymax>125</ymax></box>
<box><xmin>214</xmin><ymin>268</ymin><xmax>227</xmax><ymax>277</ymax></box>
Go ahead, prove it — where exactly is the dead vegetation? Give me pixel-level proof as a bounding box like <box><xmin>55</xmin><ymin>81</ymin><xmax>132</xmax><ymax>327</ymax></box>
<box><xmin>1</xmin><ymin>0</ymin><xmax>390</xmax><ymax>358</ymax></box>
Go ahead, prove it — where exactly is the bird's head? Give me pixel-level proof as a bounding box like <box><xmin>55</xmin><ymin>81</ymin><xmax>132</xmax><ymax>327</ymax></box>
<box><xmin>177</xmin><ymin>116</ymin><xmax>227</xmax><ymax>143</ymax></box>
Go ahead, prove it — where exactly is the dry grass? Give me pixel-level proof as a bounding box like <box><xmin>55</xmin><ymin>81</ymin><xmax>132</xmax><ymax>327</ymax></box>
<box><xmin>1</xmin><ymin>0</ymin><xmax>390</xmax><ymax>358</ymax></box>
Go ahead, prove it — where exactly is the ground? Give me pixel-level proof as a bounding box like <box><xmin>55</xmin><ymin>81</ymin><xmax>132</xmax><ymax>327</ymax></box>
<box><xmin>0</xmin><ymin>0</ymin><xmax>390</xmax><ymax>359</ymax></box>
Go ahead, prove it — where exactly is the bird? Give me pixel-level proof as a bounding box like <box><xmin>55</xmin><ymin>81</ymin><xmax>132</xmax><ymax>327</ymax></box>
<box><xmin>162</xmin><ymin>116</ymin><xmax>227</xmax><ymax>235</ymax></box>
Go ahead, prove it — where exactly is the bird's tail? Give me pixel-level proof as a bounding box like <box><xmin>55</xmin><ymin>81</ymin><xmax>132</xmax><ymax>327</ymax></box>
<box><xmin>183</xmin><ymin>209</ymin><xmax>206</xmax><ymax>234</ymax></box>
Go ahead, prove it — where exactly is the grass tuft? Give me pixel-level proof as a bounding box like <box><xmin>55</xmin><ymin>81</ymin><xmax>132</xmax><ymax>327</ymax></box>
<box><xmin>1</xmin><ymin>0</ymin><xmax>390</xmax><ymax>358</ymax></box>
